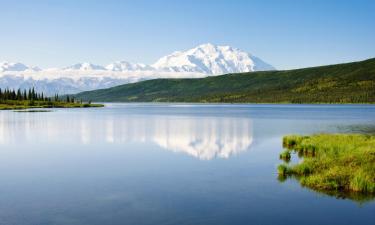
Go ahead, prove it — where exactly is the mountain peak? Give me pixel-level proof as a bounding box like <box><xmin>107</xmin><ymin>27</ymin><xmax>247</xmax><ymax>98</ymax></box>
<box><xmin>196</xmin><ymin>43</ymin><xmax>216</xmax><ymax>49</ymax></box>
<box><xmin>152</xmin><ymin>43</ymin><xmax>274</xmax><ymax>74</ymax></box>
<box><xmin>105</xmin><ymin>61</ymin><xmax>153</xmax><ymax>72</ymax></box>
<box><xmin>0</xmin><ymin>61</ymin><xmax>40</xmax><ymax>72</ymax></box>
<box><xmin>64</xmin><ymin>62</ymin><xmax>106</xmax><ymax>71</ymax></box>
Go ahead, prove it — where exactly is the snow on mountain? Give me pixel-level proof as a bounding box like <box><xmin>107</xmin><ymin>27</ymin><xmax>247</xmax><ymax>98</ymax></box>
<box><xmin>105</xmin><ymin>61</ymin><xmax>154</xmax><ymax>71</ymax></box>
<box><xmin>0</xmin><ymin>44</ymin><xmax>274</xmax><ymax>95</ymax></box>
<box><xmin>0</xmin><ymin>62</ymin><xmax>41</xmax><ymax>72</ymax></box>
<box><xmin>63</xmin><ymin>62</ymin><xmax>106</xmax><ymax>71</ymax></box>
<box><xmin>152</xmin><ymin>43</ymin><xmax>274</xmax><ymax>74</ymax></box>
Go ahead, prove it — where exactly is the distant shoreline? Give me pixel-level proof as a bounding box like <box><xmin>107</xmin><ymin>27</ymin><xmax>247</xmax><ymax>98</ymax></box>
<box><xmin>0</xmin><ymin>101</ymin><xmax>104</xmax><ymax>110</ymax></box>
<box><xmin>89</xmin><ymin>102</ymin><xmax>375</xmax><ymax>105</ymax></box>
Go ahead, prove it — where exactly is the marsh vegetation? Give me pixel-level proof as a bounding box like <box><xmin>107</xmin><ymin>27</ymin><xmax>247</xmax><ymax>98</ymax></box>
<box><xmin>278</xmin><ymin>134</ymin><xmax>375</xmax><ymax>201</ymax></box>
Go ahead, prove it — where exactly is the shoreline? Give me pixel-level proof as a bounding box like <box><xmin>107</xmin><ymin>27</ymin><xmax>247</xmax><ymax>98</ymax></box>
<box><xmin>0</xmin><ymin>102</ymin><xmax>104</xmax><ymax>110</ymax></box>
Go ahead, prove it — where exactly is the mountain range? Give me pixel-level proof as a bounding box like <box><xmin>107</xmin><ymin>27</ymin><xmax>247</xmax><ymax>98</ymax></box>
<box><xmin>0</xmin><ymin>44</ymin><xmax>274</xmax><ymax>95</ymax></box>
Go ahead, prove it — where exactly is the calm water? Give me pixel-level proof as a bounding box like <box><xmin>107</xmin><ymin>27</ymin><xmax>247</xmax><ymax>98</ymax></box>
<box><xmin>0</xmin><ymin>104</ymin><xmax>374</xmax><ymax>225</ymax></box>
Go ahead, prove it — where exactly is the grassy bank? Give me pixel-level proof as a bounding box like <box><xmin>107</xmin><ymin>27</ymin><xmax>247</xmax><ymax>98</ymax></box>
<box><xmin>0</xmin><ymin>100</ymin><xmax>103</xmax><ymax>110</ymax></box>
<box><xmin>278</xmin><ymin>134</ymin><xmax>375</xmax><ymax>195</ymax></box>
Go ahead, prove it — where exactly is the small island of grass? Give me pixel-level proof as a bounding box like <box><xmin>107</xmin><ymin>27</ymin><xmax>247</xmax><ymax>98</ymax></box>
<box><xmin>0</xmin><ymin>88</ymin><xmax>103</xmax><ymax>110</ymax></box>
<box><xmin>278</xmin><ymin>134</ymin><xmax>375</xmax><ymax>196</ymax></box>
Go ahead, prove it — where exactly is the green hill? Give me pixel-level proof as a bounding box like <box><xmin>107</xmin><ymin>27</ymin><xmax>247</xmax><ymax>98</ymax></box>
<box><xmin>74</xmin><ymin>58</ymin><xmax>375</xmax><ymax>103</ymax></box>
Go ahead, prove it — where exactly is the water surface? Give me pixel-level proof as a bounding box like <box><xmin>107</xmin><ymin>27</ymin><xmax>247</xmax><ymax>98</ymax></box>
<box><xmin>0</xmin><ymin>104</ymin><xmax>374</xmax><ymax>225</ymax></box>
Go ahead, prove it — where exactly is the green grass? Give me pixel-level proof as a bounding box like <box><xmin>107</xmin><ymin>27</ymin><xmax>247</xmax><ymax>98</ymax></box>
<box><xmin>74</xmin><ymin>58</ymin><xmax>375</xmax><ymax>103</ymax></box>
<box><xmin>279</xmin><ymin>150</ymin><xmax>291</xmax><ymax>162</ymax></box>
<box><xmin>278</xmin><ymin>134</ymin><xmax>375</xmax><ymax>195</ymax></box>
<box><xmin>0</xmin><ymin>100</ymin><xmax>103</xmax><ymax>110</ymax></box>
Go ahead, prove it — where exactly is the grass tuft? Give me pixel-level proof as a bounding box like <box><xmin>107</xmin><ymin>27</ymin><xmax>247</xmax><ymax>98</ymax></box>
<box><xmin>279</xmin><ymin>150</ymin><xmax>291</xmax><ymax>162</ymax></box>
<box><xmin>277</xmin><ymin>164</ymin><xmax>290</xmax><ymax>176</ymax></box>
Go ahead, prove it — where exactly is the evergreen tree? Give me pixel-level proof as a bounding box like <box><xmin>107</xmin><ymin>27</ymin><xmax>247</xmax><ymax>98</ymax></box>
<box><xmin>31</xmin><ymin>87</ymin><xmax>35</xmax><ymax>100</ymax></box>
<box><xmin>17</xmin><ymin>89</ymin><xmax>22</xmax><ymax>100</ymax></box>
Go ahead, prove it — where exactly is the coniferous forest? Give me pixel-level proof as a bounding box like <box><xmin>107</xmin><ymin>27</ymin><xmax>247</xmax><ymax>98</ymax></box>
<box><xmin>0</xmin><ymin>87</ymin><xmax>102</xmax><ymax>110</ymax></box>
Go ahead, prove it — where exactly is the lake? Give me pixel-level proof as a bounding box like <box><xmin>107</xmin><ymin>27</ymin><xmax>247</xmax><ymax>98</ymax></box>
<box><xmin>0</xmin><ymin>104</ymin><xmax>374</xmax><ymax>225</ymax></box>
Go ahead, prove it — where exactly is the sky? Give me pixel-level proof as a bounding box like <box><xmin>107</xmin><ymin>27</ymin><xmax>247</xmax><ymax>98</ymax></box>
<box><xmin>0</xmin><ymin>0</ymin><xmax>374</xmax><ymax>70</ymax></box>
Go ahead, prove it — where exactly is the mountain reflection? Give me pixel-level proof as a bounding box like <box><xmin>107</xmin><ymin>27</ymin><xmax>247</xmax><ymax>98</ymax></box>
<box><xmin>152</xmin><ymin>117</ymin><xmax>252</xmax><ymax>159</ymax></box>
<box><xmin>0</xmin><ymin>113</ymin><xmax>252</xmax><ymax>160</ymax></box>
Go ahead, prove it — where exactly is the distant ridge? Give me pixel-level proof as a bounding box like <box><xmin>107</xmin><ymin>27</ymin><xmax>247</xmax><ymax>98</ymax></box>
<box><xmin>73</xmin><ymin>58</ymin><xmax>375</xmax><ymax>103</ymax></box>
<box><xmin>0</xmin><ymin>43</ymin><xmax>273</xmax><ymax>95</ymax></box>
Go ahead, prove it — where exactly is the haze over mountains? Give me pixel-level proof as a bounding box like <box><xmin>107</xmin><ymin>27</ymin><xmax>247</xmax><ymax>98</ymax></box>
<box><xmin>0</xmin><ymin>44</ymin><xmax>274</xmax><ymax>95</ymax></box>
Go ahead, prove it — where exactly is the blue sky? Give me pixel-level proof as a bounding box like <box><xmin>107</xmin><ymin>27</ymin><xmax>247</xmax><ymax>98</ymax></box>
<box><xmin>0</xmin><ymin>0</ymin><xmax>374</xmax><ymax>69</ymax></box>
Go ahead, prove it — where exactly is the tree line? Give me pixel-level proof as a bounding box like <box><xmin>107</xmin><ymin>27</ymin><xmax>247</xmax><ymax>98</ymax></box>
<box><xmin>0</xmin><ymin>87</ymin><xmax>77</xmax><ymax>103</ymax></box>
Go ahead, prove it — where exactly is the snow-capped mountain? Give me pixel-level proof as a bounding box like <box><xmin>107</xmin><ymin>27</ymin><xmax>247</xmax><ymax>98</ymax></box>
<box><xmin>63</xmin><ymin>62</ymin><xmax>106</xmax><ymax>71</ymax></box>
<box><xmin>105</xmin><ymin>61</ymin><xmax>153</xmax><ymax>71</ymax></box>
<box><xmin>152</xmin><ymin>43</ymin><xmax>274</xmax><ymax>74</ymax></box>
<box><xmin>105</xmin><ymin>45</ymin><xmax>274</xmax><ymax>73</ymax></box>
<box><xmin>0</xmin><ymin>43</ymin><xmax>274</xmax><ymax>95</ymax></box>
<box><xmin>0</xmin><ymin>62</ymin><xmax>41</xmax><ymax>72</ymax></box>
